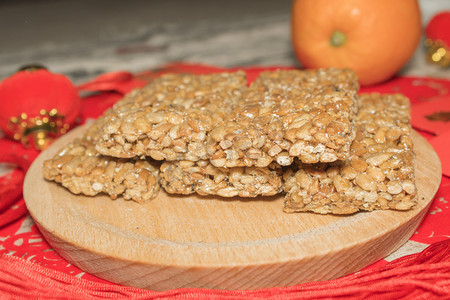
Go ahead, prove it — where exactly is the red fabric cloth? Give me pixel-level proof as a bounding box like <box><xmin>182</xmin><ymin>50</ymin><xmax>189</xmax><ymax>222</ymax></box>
<box><xmin>0</xmin><ymin>63</ymin><xmax>449</xmax><ymax>299</ymax></box>
<box><xmin>0</xmin><ymin>240</ymin><xmax>448</xmax><ymax>299</ymax></box>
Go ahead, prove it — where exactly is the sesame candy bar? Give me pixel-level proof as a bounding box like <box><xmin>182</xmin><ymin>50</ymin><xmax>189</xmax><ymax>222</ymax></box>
<box><xmin>283</xmin><ymin>93</ymin><xmax>416</xmax><ymax>214</ymax></box>
<box><xmin>159</xmin><ymin>160</ymin><xmax>285</xmax><ymax>198</ymax></box>
<box><xmin>43</xmin><ymin>119</ymin><xmax>160</xmax><ymax>203</ymax></box>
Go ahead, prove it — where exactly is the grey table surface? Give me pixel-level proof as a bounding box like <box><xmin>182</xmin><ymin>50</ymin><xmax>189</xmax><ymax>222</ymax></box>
<box><xmin>0</xmin><ymin>0</ymin><xmax>448</xmax><ymax>83</ymax></box>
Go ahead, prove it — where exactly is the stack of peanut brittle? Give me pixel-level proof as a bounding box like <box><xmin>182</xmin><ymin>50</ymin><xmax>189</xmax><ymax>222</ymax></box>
<box><xmin>43</xmin><ymin>69</ymin><xmax>417</xmax><ymax>214</ymax></box>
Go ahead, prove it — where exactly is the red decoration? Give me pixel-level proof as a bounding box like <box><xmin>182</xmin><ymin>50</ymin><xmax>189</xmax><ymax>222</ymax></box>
<box><xmin>0</xmin><ymin>63</ymin><xmax>450</xmax><ymax>298</ymax></box>
<box><xmin>425</xmin><ymin>11</ymin><xmax>450</xmax><ymax>67</ymax></box>
<box><xmin>0</xmin><ymin>66</ymin><xmax>81</xmax><ymax>150</ymax></box>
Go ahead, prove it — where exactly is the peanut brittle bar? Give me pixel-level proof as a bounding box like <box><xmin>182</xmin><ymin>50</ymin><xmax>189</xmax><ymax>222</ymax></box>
<box><xmin>95</xmin><ymin>71</ymin><xmax>247</xmax><ymax>161</ymax></box>
<box><xmin>284</xmin><ymin>93</ymin><xmax>416</xmax><ymax>214</ymax></box>
<box><xmin>43</xmin><ymin>119</ymin><xmax>160</xmax><ymax>203</ymax></box>
<box><xmin>95</xmin><ymin>69</ymin><xmax>359</xmax><ymax>168</ymax></box>
<box><xmin>207</xmin><ymin>69</ymin><xmax>359</xmax><ymax>167</ymax></box>
<box><xmin>159</xmin><ymin>160</ymin><xmax>285</xmax><ymax>197</ymax></box>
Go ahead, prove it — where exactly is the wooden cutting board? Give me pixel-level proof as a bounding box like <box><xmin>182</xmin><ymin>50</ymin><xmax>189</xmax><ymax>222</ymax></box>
<box><xmin>24</xmin><ymin>126</ymin><xmax>441</xmax><ymax>291</ymax></box>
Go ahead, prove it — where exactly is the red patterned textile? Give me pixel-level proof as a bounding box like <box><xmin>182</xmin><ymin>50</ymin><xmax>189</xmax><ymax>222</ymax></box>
<box><xmin>0</xmin><ymin>63</ymin><xmax>449</xmax><ymax>299</ymax></box>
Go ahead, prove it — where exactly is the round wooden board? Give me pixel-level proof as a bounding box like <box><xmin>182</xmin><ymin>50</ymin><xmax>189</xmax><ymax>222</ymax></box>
<box><xmin>24</xmin><ymin>126</ymin><xmax>441</xmax><ymax>291</ymax></box>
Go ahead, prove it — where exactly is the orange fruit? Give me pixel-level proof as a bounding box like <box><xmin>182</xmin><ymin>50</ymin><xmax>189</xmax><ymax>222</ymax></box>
<box><xmin>291</xmin><ymin>0</ymin><xmax>422</xmax><ymax>86</ymax></box>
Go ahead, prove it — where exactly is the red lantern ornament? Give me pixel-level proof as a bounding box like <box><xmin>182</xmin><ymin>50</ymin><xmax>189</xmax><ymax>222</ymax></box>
<box><xmin>425</xmin><ymin>11</ymin><xmax>450</xmax><ymax>67</ymax></box>
<box><xmin>0</xmin><ymin>66</ymin><xmax>81</xmax><ymax>150</ymax></box>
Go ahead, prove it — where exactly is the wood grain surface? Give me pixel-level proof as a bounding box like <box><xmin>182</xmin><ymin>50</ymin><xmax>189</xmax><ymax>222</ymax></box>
<box><xmin>24</xmin><ymin>126</ymin><xmax>441</xmax><ymax>291</ymax></box>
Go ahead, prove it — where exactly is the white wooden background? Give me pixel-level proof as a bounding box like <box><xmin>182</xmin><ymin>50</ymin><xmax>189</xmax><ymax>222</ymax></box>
<box><xmin>0</xmin><ymin>0</ymin><xmax>448</xmax><ymax>83</ymax></box>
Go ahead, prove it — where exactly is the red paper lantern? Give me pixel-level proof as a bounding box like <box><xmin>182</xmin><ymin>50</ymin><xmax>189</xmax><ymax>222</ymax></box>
<box><xmin>425</xmin><ymin>11</ymin><xmax>450</xmax><ymax>67</ymax></box>
<box><xmin>0</xmin><ymin>66</ymin><xmax>81</xmax><ymax>150</ymax></box>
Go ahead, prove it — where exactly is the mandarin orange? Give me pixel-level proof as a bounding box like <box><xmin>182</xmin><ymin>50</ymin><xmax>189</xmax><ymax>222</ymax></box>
<box><xmin>291</xmin><ymin>0</ymin><xmax>422</xmax><ymax>85</ymax></box>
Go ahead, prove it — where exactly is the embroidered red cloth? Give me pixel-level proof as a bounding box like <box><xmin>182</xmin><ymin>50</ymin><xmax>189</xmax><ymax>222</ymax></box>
<box><xmin>0</xmin><ymin>63</ymin><xmax>449</xmax><ymax>299</ymax></box>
